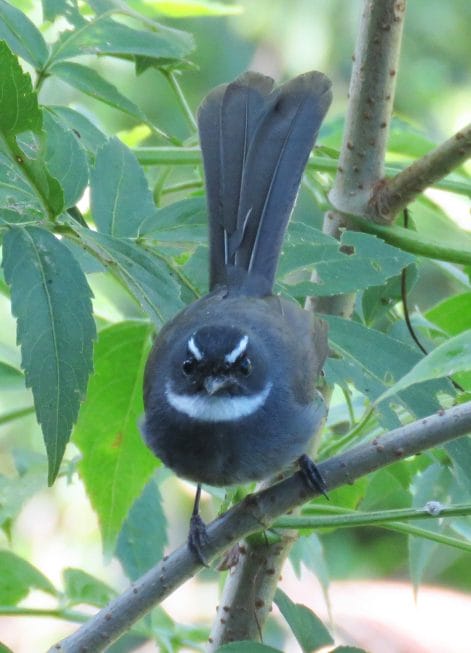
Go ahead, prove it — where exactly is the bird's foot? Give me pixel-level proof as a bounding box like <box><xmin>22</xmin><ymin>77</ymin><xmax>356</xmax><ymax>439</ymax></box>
<box><xmin>298</xmin><ymin>454</ymin><xmax>328</xmax><ymax>499</ymax></box>
<box><xmin>188</xmin><ymin>513</ymin><xmax>210</xmax><ymax>566</ymax></box>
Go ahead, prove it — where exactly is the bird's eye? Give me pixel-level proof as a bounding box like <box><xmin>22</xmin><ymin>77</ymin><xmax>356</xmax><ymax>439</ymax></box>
<box><xmin>182</xmin><ymin>357</ymin><xmax>196</xmax><ymax>376</ymax></box>
<box><xmin>238</xmin><ymin>355</ymin><xmax>252</xmax><ymax>376</ymax></box>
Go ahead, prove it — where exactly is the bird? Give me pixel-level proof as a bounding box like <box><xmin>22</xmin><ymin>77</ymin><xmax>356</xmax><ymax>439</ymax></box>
<box><xmin>142</xmin><ymin>70</ymin><xmax>332</xmax><ymax>562</ymax></box>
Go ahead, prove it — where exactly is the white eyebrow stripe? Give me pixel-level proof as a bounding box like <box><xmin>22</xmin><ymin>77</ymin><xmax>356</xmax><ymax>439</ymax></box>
<box><xmin>165</xmin><ymin>381</ymin><xmax>272</xmax><ymax>422</ymax></box>
<box><xmin>224</xmin><ymin>335</ymin><xmax>249</xmax><ymax>364</ymax></box>
<box><xmin>188</xmin><ymin>336</ymin><xmax>203</xmax><ymax>361</ymax></box>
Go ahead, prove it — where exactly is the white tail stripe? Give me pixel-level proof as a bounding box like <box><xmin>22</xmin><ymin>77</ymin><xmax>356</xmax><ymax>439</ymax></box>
<box><xmin>188</xmin><ymin>336</ymin><xmax>203</xmax><ymax>361</ymax></box>
<box><xmin>165</xmin><ymin>381</ymin><xmax>271</xmax><ymax>422</ymax></box>
<box><xmin>225</xmin><ymin>335</ymin><xmax>249</xmax><ymax>364</ymax></box>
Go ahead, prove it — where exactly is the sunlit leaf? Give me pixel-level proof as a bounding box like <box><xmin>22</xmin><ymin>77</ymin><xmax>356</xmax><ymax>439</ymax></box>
<box><xmin>73</xmin><ymin>322</ymin><xmax>156</xmax><ymax>555</ymax></box>
<box><xmin>0</xmin><ymin>0</ymin><xmax>49</xmax><ymax>68</ymax></box>
<box><xmin>275</xmin><ymin>588</ymin><xmax>333</xmax><ymax>652</ymax></box>
<box><xmin>63</xmin><ymin>568</ymin><xmax>116</xmax><ymax>607</ymax></box>
<box><xmin>0</xmin><ymin>550</ymin><xmax>56</xmax><ymax>605</ymax></box>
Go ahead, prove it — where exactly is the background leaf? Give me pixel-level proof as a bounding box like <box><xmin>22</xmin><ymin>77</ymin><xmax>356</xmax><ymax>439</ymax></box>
<box><xmin>91</xmin><ymin>138</ymin><xmax>157</xmax><ymax>237</ymax></box>
<box><xmin>0</xmin><ymin>550</ymin><xmax>56</xmax><ymax>605</ymax></box>
<box><xmin>0</xmin><ymin>0</ymin><xmax>49</xmax><ymax>68</ymax></box>
<box><xmin>63</xmin><ymin>568</ymin><xmax>116</xmax><ymax>607</ymax></box>
<box><xmin>73</xmin><ymin>322</ymin><xmax>157</xmax><ymax>555</ymax></box>
<box><xmin>278</xmin><ymin>225</ymin><xmax>415</xmax><ymax>296</ymax></box>
<box><xmin>216</xmin><ymin>644</ymin><xmax>282</xmax><ymax>653</ymax></box>
<box><xmin>50</xmin><ymin>62</ymin><xmax>147</xmax><ymax>122</ymax></box>
<box><xmin>274</xmin><ymin>588</ymin><xmax>333</xmax><ymax>652</ymax></box>
<box><xmin>376</xmin><ymin>330</ymin><xmax>471</xmax><ymax>403</ymax></box>
<box><xmin>2</xmin><ymin>226</ymin><xmax>95</xmax><ymax>482</ymax></box>
<box><xmin>116</xmin><ymin>476</ymin><xmax>167</xmax><ymax>580</ymax></box>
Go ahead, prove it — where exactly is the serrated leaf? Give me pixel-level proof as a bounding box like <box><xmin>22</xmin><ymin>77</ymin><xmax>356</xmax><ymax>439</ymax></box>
<box><xmin>116</xmin><ymin>476</ymin><xmax>167</xmax><ymax>580</ymax></box>
<box><xmin>278</xmin><ymin>225</ymin><xmax>414</xmax><ymax>297</ymax></box>
<box><xmin>216</xmin><ymin>644</ymin><xmax>282</xmax><ymax>653</ymax></box>
<box><xmin>376</xmin><ymin>330</ymin><xmax>471</xmax><ymax>403</ymax></box>
<box><xmin>275</xmin><ymin>588</ymin><xmax>333</xmax><ymax>652</ymax></box>
<box><xmin>361</xmin><ymin>264</ymin><xmax>418</xmax><ymax>326</ymax></box>
<box><xmin>0</xmin><ymin>0</ymin><xmax>49</xmax><ymax>68</ymax></box>
<box><xmin>76</xmin><ymin>227</ymin><xmax>184</xmax><ymax>325</ymax></box>
<box><xmin>48</xmin><ymin>105</ymin><xmax>107</xmax><ymax>156</ymax></box>
<box><xmin>50</xmin><ymin>61</ymin><xmax>147</xmax><ymax>121</ymax></box>
<box><xmin>73</xmin><ymin>322</ymin><xmax>157</xmax><ymax>555</ymax></box>
<box><xmin>63</xmin><ymin>568</ymin><xmax>116</xmax><ymax>607</ymax></box>
<box><xmin>42</xmin><ymin>0</ymin><xmax>86</xmax><ymax>27</ymax></box>
<box><xmin>0</xmin><ymin>43</ymin><xmax>64</xmax><ymax>220</ymax></box>
<box><xmin>43</xmin><ymin>110</ymin><xmax>88</xmax><ymax>208</ymax></box>
<box><xmin>324</xmin><ymin>316</ymin><xmax>450</xmax><ymax>429</ymax></box>
<box><xmin>2</xmin><ymin>226</ymin><xmax>96</xmax><ymax>483</ymax></box>
<box><xmin>50</xmin><ymin>15</ymin><xmax>193</xmax><ymax>64</ymax></box>
<box><xmin>0</xmin><ymin>41</ymin><xmax>42</xmax><ymax>137</ymax></box>
<box><xmin>0</xmin><ymin>550</ymin><xmax>56</xmax><ymax>605</ymax></box>
<box><xmin>91</xmin><ymin>138</ymin><xmax>157</xmax><ymax>237</ymax></box>
<box><xmin>140</xmin><ymin>197</ymin><xmax>207</xmax><ymax>244</ymax></box>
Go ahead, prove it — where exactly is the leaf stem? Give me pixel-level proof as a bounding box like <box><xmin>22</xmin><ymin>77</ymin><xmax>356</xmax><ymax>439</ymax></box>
<box><xmin>163</xmin><ymin>71</ymin><xmax>198</xmax><ymax>132</ymax></box>
<box><xmin>0</xmin><ymin>406</ymin><xmax>35</xmax><ymax>426</ymax></box>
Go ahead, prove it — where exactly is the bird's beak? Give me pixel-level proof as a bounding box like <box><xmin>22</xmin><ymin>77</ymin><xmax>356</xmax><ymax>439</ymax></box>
<box><xmin>203</xmin><ymin>376</ymin><xmax>235</xmax><ymax>396</ymax></box>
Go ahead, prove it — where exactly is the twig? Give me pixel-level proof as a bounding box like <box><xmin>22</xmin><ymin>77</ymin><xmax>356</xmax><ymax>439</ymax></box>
<box><xmin>367</xmin><ymin>122</ymin><xmax>471</xmax><ymax>223</ymax></box>
<box><xmin>49</xmin><ymin>400</ymin><xmax>471</xmax><ymax>653</ymax></box>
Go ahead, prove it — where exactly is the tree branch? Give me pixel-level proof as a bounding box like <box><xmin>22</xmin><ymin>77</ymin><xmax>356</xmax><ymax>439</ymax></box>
<box><xmin>367</xmin><ymin>122</ymin><xmax>471</xmax><ymax>223</ymax></box>
<box><xmin>49</xmin><ymin>400</ymin><xmax>471</xmax><ymax>653</ymax></box>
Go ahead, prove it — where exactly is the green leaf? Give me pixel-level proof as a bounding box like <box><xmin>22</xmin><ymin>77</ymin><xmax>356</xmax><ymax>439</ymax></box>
<box><xmin>0</xmin><ymin>361</ymin><xmax>23</xmax><ymax>389</ymax></box>
<box><xmin>75</xmin><ymin>228</ymin><xmax>184</xmax><ymax>325</ymax></box>
<box><xmin>116</xmin><ymin>476</ymin><xmax>167</xmax><ymax>580</ymax></box>
<box><xmin>63</xmin><ymin>568</ymin><xmax>116</xmax><ymax>607</ymax></box>
<box><xmin>0</xmin><ymin>0</ymin><xmax>49</xmax><ymax>68</ymax></box>
<box><xmin>50</xmin><ymin>61</ymin><xmax>147</xmax><ymax>122</ymax></box>
<box><xmin>140</xmin><ymin>197</ymin><xmax>207</xmax><ymax>245</ymax></box>
<box><xmin>445</xmin><ymin>436</ymin><xmax>471</xmax><ymax>494</ymax></box>
<box><xmin>42</xmin><ymin>110</ymin><xmax>89</xmax><ymax>208</ymax></box>
<box><xmin>216</xmin><ymin>644</ymin><xmax>282</xmax><ymax>653</ymax></box>
<box><xmin>274</xmin><ymin>588</ymin><xmax>333</xmax><ymax>652</ymax></box>
<box><xmin>2</xmin><ymin>226</ymin><xmax>96</xmax><ymax>483</ymax></box>
<box><xmin>0</xmin><ymin>41</ymin><xmax>42</xmax><ymax>137</ymax></box>
<box><xmin>0</xmin><ymin>43</ymin><xmax>64</xmax><ymax>221</ymax></box>
<box><xmin>278</xmin><ymin>225</ymin><xmax>414</xmax><ymax>297</ymax></box>
<box><xmin>50</xmin><ymin>15</ymin><xmax>194</xmax><ymax>65</ymax></box>
<box><xmin>0</xmin><ymin>550</ymin><xmax>56</xmax><ymax>605</ymax></box>
<box><xmin>130</xmin><ymin>0</ymin><xmax>243</xmax><ymax>17</ymax></box>
<box><xmin>48</xmin><ymin>105</ymin><xmax>107</xmax><ymax>156</ymax></box>
<box><xmin>361</xmin><ymin>264</ymin><xmax>418</xmax><ymax>326</ymax></box>
<box><xmin>426</xmin><ymin>292</ymin><xmax>471</xmax><ymax>336</ymax></box>
<box><xmin>324</xmin><ymin>316</ymin><xmax>449</xmax><ymax>429</ymax></box>
<box><xmin>331</xmin><ymin>648</ymin><xmax>368</xmax><ymax>653</ymax></box>
<box><xmin>91</xmin><ymin>138</ymin><xmax>157</xmax><ymax>237</ymax></box>
<box><xmin>0</xmin><ymin>642</ymin><xmax>14</xmax><ymax>653</ymax></box>
<box><xmin>0</xmin><ymin>468</ymin><xmax>45</xmax><ymax>532</ymax></box>
<box><xmin>42</xmin><ymin>0</ymin><xmax>86</xmax><ymax>27</ymax></box>
<box><xmin>376</xmin><ymin>330</ymin><xmax>471</xmax><ymax>403</ymax></box>
<box><xmin>289</xmin><ymin>534</ymin><xmax>330</xmax><ymax>603</ymax></box>
<box><xmin>73</xmin><ymin>322</ymin><xmax>157</xmax><ymax>555</ymax></box>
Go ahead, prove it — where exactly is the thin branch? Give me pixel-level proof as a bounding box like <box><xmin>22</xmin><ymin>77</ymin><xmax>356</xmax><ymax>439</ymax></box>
<box><xmin>49</xmin><ymin>400</ymin><xmax>471</xmax><ymax>653</ymax></box>
<box><xmin>368</xmin><ymin>122</ymin><xmax>471</xmax><ymax>223</ymax></box>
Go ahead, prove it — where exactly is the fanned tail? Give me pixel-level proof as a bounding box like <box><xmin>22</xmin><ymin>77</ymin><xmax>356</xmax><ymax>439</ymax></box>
<box><xmin>197</xmin><ymin>71</ymin><xmax>332</xmax><ymax>294</ymax></box>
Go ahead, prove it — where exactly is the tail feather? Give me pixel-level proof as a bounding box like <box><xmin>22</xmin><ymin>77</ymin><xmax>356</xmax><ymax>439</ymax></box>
<box><xmin>197</xmin><ymin>71</ymin><xmax>332</xmax><ymax>293</ymax></box>
<box><xmin>197</xmin><ymin>73</ymin><xmax>273</xmax><ymax>289</ymax></box>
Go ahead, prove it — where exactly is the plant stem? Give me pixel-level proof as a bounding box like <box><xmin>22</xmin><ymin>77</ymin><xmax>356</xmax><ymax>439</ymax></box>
<box><xmin>368</xmin><ymin>122</ymin><xmax>471</xmax><ymax>223</ymax></box>
<box><xmin>0</xmin><ymin>405</ymin><xmax>35</xmax><ymax>426</ymax></box>
<box><xmin>164</xmin><ymin>71</ymin><xmax>198</xmax><ymax>133</ymax></box>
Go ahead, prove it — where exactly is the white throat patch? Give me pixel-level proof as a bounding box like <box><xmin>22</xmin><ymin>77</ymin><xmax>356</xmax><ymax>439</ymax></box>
<box><xmin>165</xmin><ymin>380</ymin><xmax>272</xmax><ymax>422</ymax></box>
<box><xmin>225</xmin><ymin>335</ymin><xmax>249</xmax><ymax>364</ymax></box>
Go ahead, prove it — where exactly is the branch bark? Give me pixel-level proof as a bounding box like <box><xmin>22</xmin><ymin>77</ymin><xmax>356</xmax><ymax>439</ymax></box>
<box><xmin>49</xmin><ymin>400</ymin><xmax>471</xmax><ymax>652</ymax></box>
<box><xmin>367</xmin><ymin>122</ymin><xmax>471</xmax><ymax>223</ymax></box>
